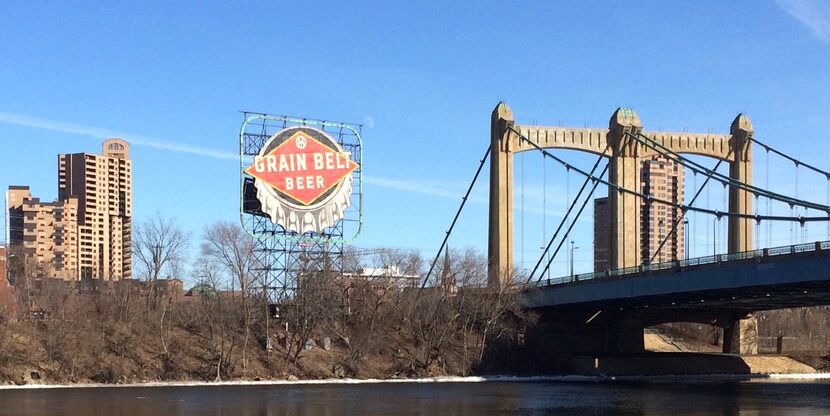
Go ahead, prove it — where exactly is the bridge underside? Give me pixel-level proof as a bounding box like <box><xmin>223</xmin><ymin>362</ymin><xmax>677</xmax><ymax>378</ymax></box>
<box><xmin>530</xmin><ymin>279</ymin><xmax>830</xmax><ymax>320</ymax></box>
<box><xmin>522</xmin><ymin>250</ymin><xmax>830</xmax><ymax>355</ymax></box>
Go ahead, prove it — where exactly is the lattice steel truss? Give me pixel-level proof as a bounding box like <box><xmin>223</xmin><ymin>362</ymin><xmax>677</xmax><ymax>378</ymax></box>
<box><xmin>239</xmin><ymin>112</ymin><xmax>362</xmax><ymax>303</ymax></box>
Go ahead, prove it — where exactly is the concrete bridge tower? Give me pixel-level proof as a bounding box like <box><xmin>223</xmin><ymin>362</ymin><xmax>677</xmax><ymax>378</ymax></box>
<box><xmin>488</xmin><ymin>102</ymin><xmax>754</xmax><ymax>290</ymax></box>
<box><xmin>607</xmin><ymin>108</ymin><xmax>644</xmax><ymax>270</ymax></box>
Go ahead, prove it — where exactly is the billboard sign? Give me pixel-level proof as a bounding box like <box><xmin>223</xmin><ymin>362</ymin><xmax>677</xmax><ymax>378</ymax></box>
<box><xmin>245</xmin><ymin>126</ymin><xmax>359</xmax><ymax>234</ymax></box>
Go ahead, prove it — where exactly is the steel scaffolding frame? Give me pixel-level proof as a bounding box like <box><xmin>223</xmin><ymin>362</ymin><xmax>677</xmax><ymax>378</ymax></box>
<box><xmin>239</xmin><ymin>112</ymin><xmax>362</xmax><ymax>303</ymax></box>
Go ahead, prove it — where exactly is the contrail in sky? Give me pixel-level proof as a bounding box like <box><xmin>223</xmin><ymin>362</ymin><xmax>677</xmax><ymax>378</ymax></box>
<box><xmin>0</xmin><ymin>110</ymin><xmax>557</xmax><ymax>215</ymax></box>
<box><xmin>775</xmin><ymin>0</ymin><xmax>830</xmax><ymax>42</ymax></box>
<box><xmin>0</xmin><ymin>111</ymin><xmax>238</xmax><ymax>160</ymax></box>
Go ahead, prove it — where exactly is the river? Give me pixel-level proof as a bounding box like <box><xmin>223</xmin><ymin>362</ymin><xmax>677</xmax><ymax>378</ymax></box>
<box><xmin>1</xmin><ymin>378</ymin><xmax>829</xmax><ymax>415</ymax></box>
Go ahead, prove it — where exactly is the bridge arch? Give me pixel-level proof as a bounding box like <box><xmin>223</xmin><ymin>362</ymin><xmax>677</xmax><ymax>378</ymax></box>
<box><xmin>488</xmin><ymin>102</ymin><xmax>754</xmax><ymax>288</ymax></box>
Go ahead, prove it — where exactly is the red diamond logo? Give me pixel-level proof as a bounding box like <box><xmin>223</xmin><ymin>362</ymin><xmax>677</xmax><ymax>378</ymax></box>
<box><xmin>245</xmin><ymin>131</ymin><xmax>358</xmax><ymax>206</ymax></box>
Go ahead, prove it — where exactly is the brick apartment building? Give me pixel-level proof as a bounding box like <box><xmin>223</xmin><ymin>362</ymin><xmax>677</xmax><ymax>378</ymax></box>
<box><xmin>594</xmin><ymin>155</ymin><xmax>685</xmax><ymax>271</ymax></box>
<box><xmin>6</xmin><ymin>186</ymin><xmax>79</xmax><ymax>280</ymax></box>
<box><xmin>6</xmin><ymin>139</ymin><xmax>132</xmax><ymax>281</ymax></box>
<box><xmin>639</xmin><ymin>154</ymin><xmax>685</xmax><ymax>265</ymax></box>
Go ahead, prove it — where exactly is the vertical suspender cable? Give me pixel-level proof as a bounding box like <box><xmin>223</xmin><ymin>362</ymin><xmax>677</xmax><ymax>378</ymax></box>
<box><xmin>797</xmin><ymin>162</ymin><xmax>802</xmax><ymax>242</ymax></box>
<box><xmin>766</xmin><ymin>149</ymin><xmax>771</xmax><ymax>248</ymax></box>
<box><xmin>520</xmin><ymin>151</ymin><xmax>524</xmax><ymax>275</ymax></box>
<box><xmin>565</xmin><ymin>166</ymin><xmax>570</xmax><ymax>276</ymax></box>
<box><xmin>755</xmin><ymin>194</ymin><xmax>760</xmax><ymax>249</ymax></box>
<box><xmin>649</xmin><ymin>159</ymin><xmax>722</xmax><ymax>264</ymax></box>
<box><xmin>525</xmin><ymin>145</ymin><xmax>610</xmax><ymax>284</ymax></box>
<box><xmin>692</xmin><ymin>170</ymin><xmax>697</xmax><ymax>258</ymax></box>
<box><xmin>705</xmin><ymin>174</ymin><xmax>717</xmax><ymax>254</ymax></box>
<box><xmin>722</xmin><ymin>180</ymin><xmax>727</xmax><ymax>254</ymax></box>
<box><xmin>566</xmin><ymin>166</ymin><xmax>571</xmax><ymax>209</ymax></box>
<box><xmin>538</xmin><ymin>163</ymin><xmax>609</xmax><ymax>282</ymax></box>
<box><xmin>791</xmin><ymin>163</ymin><xmax>797</xmax><ymax>244</ymax></box>
<box><xmin>542</xmin><ymin>153</ymin><xmax>547</xmax><ymax>277</ymax></box>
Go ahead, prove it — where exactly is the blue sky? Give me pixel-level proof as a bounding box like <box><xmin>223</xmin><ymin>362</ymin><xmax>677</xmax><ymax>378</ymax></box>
<box><xmin>1</xmin><ymin>1</ymin><xmax>830</xmax><ymax>277</ymax></box>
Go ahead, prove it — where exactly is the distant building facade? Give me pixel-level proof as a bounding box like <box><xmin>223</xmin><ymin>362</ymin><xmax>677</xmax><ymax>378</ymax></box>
<box><xmin>639</xmin><ymin>155</ymin><xmax>685</xmax><ymax>265</ymax></box>
<box><xmin>594</xmin><ymin>155</ymin><xmax>685</xmax><ymax>271</ymax></box>
<box><xmin>593</xmin><ymin>197</ymin><xmax>610</xmax><ymax>272</ymax></box>
<box><xmin>7</xmin><ymin>186</ymin><xmax>79</xmax><ymax>280</ymax></box>
<box><xmin>5</xmin><ymin>139</ymin><xmax>132</xmax><ymax>281</ymax></box>
<box><xmin>59</xmin><ymin>139</ymin><xmax>132</xmax><ymax>280</ymax></box>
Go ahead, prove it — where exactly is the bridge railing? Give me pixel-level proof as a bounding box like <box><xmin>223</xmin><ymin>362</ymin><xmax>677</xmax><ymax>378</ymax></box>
<box><xmin>529</xmin><ymin>240</ymin><xmax>830</xmax><ymax>288</ymax></box>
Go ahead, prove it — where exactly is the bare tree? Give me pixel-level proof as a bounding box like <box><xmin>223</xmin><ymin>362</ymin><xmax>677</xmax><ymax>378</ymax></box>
<box><xmin>189</xmin><ymin>256</ymin><xmax>244</xmax><ymax>380</ymax></box>
<box><xmin>133</xmin><ymin>212</ymin><xmax>190</xmax><ymax>309</ymax></box>
<box><xmin>201</xmin><ymin>221</ymin><xmax>260</xmax><ymax>371</ymax></box>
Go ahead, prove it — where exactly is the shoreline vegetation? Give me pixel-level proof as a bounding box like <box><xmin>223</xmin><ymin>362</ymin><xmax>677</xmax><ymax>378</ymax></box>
<box><xmin>2</xmin><ymin>217</ymin><xmax>829</xmax><ymax>386</ymax></box>
<box><xmin>1</xmin><ymin>219</ymin><xmax>534</xmax><ymax>386</ymax></box>
<box><xmin>0</xmin><ymin>268</ymin><xmax>531</xmax><ymax>386</ymax></box>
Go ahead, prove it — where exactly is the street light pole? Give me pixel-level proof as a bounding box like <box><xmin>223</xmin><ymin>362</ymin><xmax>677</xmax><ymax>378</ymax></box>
<box><xmin>683</xmin><ymin>218</ymin><xmax>689</xmax><ymax>259</ymax></box>
<box><xmin>570</xmin><ymin>240</ymin><xmax>580</xmax><ymax>281</ymax></box>
<box><xmin>539</xmin><ymin>245</ymin><xmax>550</xmax><ymax>281</ymax></box>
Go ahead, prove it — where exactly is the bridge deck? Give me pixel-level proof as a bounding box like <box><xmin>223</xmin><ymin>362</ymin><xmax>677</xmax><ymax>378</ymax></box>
<box><xmin>523</xmin><ymin>241</ymin><xmax>830</xmax><ymax>315</ymax></box>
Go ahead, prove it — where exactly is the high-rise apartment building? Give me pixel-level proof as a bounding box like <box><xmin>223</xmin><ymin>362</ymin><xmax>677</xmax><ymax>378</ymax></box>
<box><xmin>594</xmin><ymin>155</ymin><xmax>685</xmax><ymax>271</ymax></box>
<box><xmin>58</xmin><ymin>139</ymin><xmax>132</xmax><ymax>280</ymax></box>
<box><xmin>7</xmin><ymin>186</ymin><xmax>79</xmax><ymax>280</ymax></box>
<box><xmin>593</xmin><ymin>197</ymin><xmax>610</xmax><ymax>272</ymax></box>
<box><xmin>640</xmin><ymin>155</ymin><xmax>685</xmax><ymax>265</ymax></box>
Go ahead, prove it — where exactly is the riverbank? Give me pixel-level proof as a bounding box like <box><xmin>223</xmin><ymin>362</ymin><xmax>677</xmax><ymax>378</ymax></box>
<box><xmin>2</xmin><ymin>351</ymin><xmax>824</xmax><ymax>387</ymax></box>
<box><xmin>3</xmin><ymin>372</ymin><xmax>830</xmax><ymax>391</ymax></box>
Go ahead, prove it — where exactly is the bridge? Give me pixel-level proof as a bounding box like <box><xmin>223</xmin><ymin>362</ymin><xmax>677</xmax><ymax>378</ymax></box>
<box><xmin>524</xmin><ymin>241</ymin><xmax>830</xmax><ymax>354</ymax></box>
<box><xmin>426</xmin><ymin>102</ymin><xmax>830</xmax><ymax>356</ymax></box>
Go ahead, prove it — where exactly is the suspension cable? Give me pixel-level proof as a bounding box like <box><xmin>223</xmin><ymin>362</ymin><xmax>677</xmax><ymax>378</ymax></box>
<box><xmin>751</xmin><ymin>137</ymin><xmax>830</xmax><ymax>180</ymax></box>
<box><xmin>508</xmin><ymin>126</ymin><xmax>829</xmax><ymax>222</ymax></box>
<box><xmin>537</xmin><ymin>163</ymin><xmax>608</xmax><ymax>283</ymax></box>
<box><xmin>752</xmin><ymin>136</ymin><xmax>830</xmax><ymax>242</ymax></box>
<box><xmin>419</xmin><ymin>145</ymin><xmax>490</xmax><ymax>290</ymax></box>
<box><xmin>649</xmin><ymin>159</ymin><xmax>723</xmax><ymax>264</ymax></box>
<box><xmin>628</xmin><ymin>132</ymin><xmax>830</xmax><ymax>212</ymax></box>
<box><xmin>526</xmin><ymin>146</ymin><xmax>610</xmax><ymax>284</ymax></box>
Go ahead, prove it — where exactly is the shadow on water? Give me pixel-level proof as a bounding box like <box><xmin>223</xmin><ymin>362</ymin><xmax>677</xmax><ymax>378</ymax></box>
<box><xmin>476</xmin><ymin>334</ymin><xmax>754</xmax><ymax>377</ymax></box>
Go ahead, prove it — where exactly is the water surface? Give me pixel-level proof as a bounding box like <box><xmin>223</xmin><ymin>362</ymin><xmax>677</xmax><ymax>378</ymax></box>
<box><xmin>1</xmin><ymin>379</ymin><xmax>829</xmax><ymax>415</ymax></box>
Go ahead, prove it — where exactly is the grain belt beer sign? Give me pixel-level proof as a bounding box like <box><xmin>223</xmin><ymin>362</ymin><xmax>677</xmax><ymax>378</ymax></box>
<box><xmin>245</xmin><ymin>126</ymin><xmax>359</xmax><ymax>234</ymax></box>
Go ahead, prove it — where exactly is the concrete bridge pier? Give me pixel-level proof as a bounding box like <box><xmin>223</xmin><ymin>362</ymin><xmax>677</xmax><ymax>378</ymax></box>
<box><xmin>722</xmin><ymin>314</ymin><xmax>759</xmax><ymax>355</ymax></box>
<box><xmin>608</xmin><ymin>317</ymin><xmax>646</xmax><ymax>354</ymax></box>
